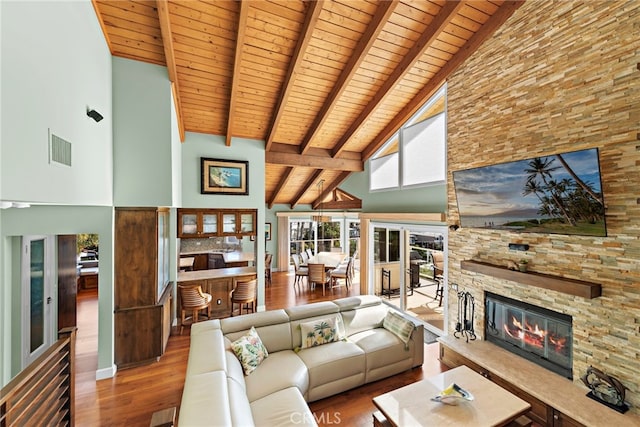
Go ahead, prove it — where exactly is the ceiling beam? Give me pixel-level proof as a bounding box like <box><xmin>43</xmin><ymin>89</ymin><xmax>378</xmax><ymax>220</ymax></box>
<box><xmin>266</xmin><ymin>150</ymin><xmax>363</xmax><ymax>172</ymax></box>
<box><xmin>267</xmin><ymin>167</ymin><xmax>295</xmax><ymax>209</ymax></box>
<box><xmin>331</xmin><ymin>0</ymin><xmax>465</xmax><ymax>158</ymax></box>
<box><xmin>156</xmin><ymin>0</ymin><xmax>185</xmax><ymax>142</ymax></box>
<box><xmin>312</xmin><ymin>171</ymin><xmax>352</xmax><ymax>210</ymax></box>
<box><xmin>361</xmin><ymin>1</ymin><xmax>526</xmax><ymax>161</ymax></box>
<box><xmin>265</xmin><ymin>0</ymin><xmax>324</xmax><ymax>151</ymax></box>
<box><xmin>299</xmin><ymin>0</ymin><xmax>399</xmax><ymax>155</ymax></box>
<box><xmin>226</xmin><ymin>0</ymin><xmax>250</xmax><ymax>146</ymax></box>
<box><xmin>291</xmin><ymin>169</ymin><xmax>324</xmax><ymax>209</ymax></box>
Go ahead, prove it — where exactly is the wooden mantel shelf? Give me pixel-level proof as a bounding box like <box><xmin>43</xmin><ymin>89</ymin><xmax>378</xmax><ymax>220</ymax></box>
<box><xmin>460</xmin><ymin>260</ymin><xmax>601</xmax><ymax>299</ymax></box>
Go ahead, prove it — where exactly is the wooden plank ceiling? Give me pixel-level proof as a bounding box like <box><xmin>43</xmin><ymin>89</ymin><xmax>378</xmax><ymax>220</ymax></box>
<box><xmin>93</xmin><ymin>0</ymin><xmax>524</xmax><ymax>209</ymax></box>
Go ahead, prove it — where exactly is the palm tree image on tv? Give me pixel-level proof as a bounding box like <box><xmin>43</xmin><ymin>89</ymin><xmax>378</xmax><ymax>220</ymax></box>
<box><xmin>453</xmin><ymin>148</ymin><xmax>606</xmax><ymax>237</ymax></box>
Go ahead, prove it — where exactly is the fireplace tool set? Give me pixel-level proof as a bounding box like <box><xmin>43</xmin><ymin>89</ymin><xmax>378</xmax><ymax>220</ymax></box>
<box><xmin>454</xmin><ymin>290</ymin><xmax>476</xmax><ymax>342</ymax></box>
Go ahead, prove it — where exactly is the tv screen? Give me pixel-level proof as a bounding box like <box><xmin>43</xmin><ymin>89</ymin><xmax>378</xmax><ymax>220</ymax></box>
<box><xmin>453</xmin><ymin>148</ymin><xmax>606</xmax><ymax>237</ymax></box>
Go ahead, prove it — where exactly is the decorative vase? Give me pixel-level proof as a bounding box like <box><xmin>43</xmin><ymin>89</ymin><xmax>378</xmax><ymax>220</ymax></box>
<box><xmin>518</xmin><ymin>263</ymin><xmax>528</xmax><ymax>273</ymax></box>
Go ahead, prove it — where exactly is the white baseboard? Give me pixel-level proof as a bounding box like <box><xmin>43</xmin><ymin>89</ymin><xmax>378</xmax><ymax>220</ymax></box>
<box><xmin>96</xmin><ymin>364</ymin><xmax>117</xmax><ymax>380</ymax></box>
<box><xmin>257</xmin><ymin>304</ymin><xmax>266</xmax><ymax>312</ymax></box>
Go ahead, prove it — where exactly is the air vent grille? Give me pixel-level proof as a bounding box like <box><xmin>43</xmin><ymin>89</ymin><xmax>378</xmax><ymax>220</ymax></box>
<box><xmin>50</xmin><ymin>133</ymin><xmax>72</xmax><ymax>166</ymax></box>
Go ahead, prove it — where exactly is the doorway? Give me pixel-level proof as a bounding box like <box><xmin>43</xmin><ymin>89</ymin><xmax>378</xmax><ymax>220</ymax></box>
<box><xmin>369</xmin><ymin>223</ymin><xmax>447</xmax><ymax>336</ymax></box>
<box><xmin>21</xmin><ymin>235</ymin><xmax>55</xmax><ymax>368</ymax></box>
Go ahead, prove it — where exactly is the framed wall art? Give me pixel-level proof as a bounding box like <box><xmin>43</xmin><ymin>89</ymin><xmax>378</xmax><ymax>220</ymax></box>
<box><xmin>201</xmin><ymin>158</ymin><xmax>249</xmax><ymax>195</ymax></box>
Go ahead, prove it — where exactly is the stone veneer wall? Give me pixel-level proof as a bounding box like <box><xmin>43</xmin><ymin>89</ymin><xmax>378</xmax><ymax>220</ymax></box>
<box><xmin>446</xmin><ymin>1</ymin><xmax>640</xmax><ymax>413</ymax></box>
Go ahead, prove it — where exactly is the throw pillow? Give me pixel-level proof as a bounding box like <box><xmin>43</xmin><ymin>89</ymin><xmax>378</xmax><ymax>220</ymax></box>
<box><xmin>231</xmin><ymin>326</ymin><xmax>269</xmax><ymax>375</ymax></box>
<box><xmin>300</xmin><ymin>316</ymin><xmax>345</xmax><ymax>349</ymax></box>
<box><xmin>383</xmin><ymin>310</ymin><xmax>415</xmax><ymax>349</ymax></box>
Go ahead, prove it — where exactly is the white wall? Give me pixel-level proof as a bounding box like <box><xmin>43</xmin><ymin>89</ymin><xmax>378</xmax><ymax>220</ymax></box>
<box><xmin>0</xmin><ymin>0</ymin><xmax>112</xmax><ymax>205</ymax></box>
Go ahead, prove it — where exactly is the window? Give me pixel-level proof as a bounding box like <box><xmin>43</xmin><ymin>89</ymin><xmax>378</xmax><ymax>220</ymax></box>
<box><xmin>370</xmin><ymin>84</ymin><xmax>446</xmax><ymax>190</ymax></box>
<box><xmin>374</xmin><ymin>227</ymin><xmax>400</xmax><ymax>263</ymax></box>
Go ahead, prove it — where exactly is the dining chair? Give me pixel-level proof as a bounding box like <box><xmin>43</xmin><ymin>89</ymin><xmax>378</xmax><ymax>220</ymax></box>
<box><xmin>208</xmin><ymin>252</ymin><xmax>227</xmax><ymax>269</ymax></box>
<box><xmin>265</xmin><ymin>253</ymin><xmax>273</xmax><ymax>286</ymax></box>
<box><xmin>230</xmin><ymin>279</ymin><xmax>258</xmax><ymax>316</ymax></box>
<box><xmin>300</xmin><ymin>250</ymin><xmax>309</xmax><ymax>266</ymax></box>
<box><xmin>292</xmin><ymin>254</ymin><xmax>308</xmax><ymax>291</ymax></box>
<box><xmin>178</xmin><ymin>285</ymin><xmax>212</xmax><ymax>335</ymax></box>
<box><xmin>308</xmin><ymin>263</ymin><xmax>331</xmax><ymax>296</ymax></box>
<box><xmin>305</xmin><ymin>248</ymin><xmax>314</xmax><ymax>259</ymax></box>
<box><xmin>330</xmin><ymin>256</ymin><xmax>353</xmax><ymax>291</ymax></box>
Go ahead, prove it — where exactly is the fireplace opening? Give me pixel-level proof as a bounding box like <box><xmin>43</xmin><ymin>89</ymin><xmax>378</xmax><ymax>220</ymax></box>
<box><xmin>485</xmin><ymin>292</ymin><xmax>573</xmax><ymax>379</ymax></box>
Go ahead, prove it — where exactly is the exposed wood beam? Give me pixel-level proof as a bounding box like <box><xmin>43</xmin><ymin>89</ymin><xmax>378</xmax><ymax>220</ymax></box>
<box><xmin>156</xmin><ymin>0</ymin><xmax>185</xmax><ymax>142</ymax></box>
<box><xmin>266</xmin><ymin>150</ymin><xmax>363</xmax><ymax>172</ymax></box>
<box><xmin>267</xmin><ymin>167</ymin><xmax>295</xmax><ymax>209</ymax></box>
<box><xmin>264</xmin><ymin>0</ymin><xmax>324</xmax><ymax>151</ymax></box>
<box><xmin>291</xmin><ymin>169</ymin><xmax>324</xmax><ymax>209</ymax></box>
<box><xmin>226</xmin><ymin>0</ymin><xmax>250</xmax><ymax>146</ymax></box>
<box><xmin>91</xmin><ymin>0</ymin><xmax>114</xmax><ymax>55</ymax></box>
<box><xmin>361</xmin><ymin>1</ymin><xmax>526</xmax><ymax>161</ymax></box>
<box><xmin>299</xmin><ymin>0</ymin><xmax>399</xmax><ymax>155</ymax></box>
<box><xmin>312</xmin><ymin>171</ymin><xmax>352</xmax><ymax>209</ymax></box>
<box><xmin>331</xmin><ymin>0</ymin><xmax>465</xmax><ymax>158</ymax></box>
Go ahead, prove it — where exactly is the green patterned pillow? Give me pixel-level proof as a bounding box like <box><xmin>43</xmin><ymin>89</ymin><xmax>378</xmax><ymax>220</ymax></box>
<box><xmin>231</xmin><ymin>326</ymin><xmax>269</xmax><ymax>375</ymax></box>
<box><xmin>300</xmin><ymin>316</ymin><xmax>345</xmax><ymax>349</ymax></box>
<box><xmin>383</xmin><ymin>310</ymin><xmax>415</xmax><ymax>348</ymax></box>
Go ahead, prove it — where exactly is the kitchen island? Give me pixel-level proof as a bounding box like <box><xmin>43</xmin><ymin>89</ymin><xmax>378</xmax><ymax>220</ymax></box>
<box><xmin>179</xmin><ymin>250</ymin><xmax>255</xmax><ymax>269</ymax></box>
<box><xmin>177</xmin><ymin>266</ymin><xmax>257</xmax><ymax>320</ymax></box>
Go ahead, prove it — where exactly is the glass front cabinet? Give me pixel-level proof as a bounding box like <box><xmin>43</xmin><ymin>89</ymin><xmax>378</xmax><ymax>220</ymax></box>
<box><xmin>178</xmin><ymin>209</ymin><xmax>256</xmax><ymax>238</ymax></box>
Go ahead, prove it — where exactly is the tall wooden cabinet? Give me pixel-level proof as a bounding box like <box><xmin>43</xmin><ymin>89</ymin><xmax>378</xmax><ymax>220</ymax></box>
<box><xmin>114</xmin><ymin>207</ymin><xmax>172</xmax><ymax>368</ymax></box>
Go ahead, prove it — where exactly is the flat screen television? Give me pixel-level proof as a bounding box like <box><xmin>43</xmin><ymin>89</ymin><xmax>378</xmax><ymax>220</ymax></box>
<box><xmin>452</xmin><ymin>148</ymin><xmax>606</xmax><ymax>237</ymax></box>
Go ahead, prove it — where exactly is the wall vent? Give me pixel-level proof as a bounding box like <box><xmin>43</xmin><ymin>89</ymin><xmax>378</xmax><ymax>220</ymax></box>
<box><xmin>49</xmin><ymin>132</ymin><xmax>72</xmax><ymax>166</ymax></box>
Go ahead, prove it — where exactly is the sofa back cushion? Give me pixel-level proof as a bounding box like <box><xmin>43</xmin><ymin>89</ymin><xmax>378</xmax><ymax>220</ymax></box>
<box><xmin>221</xmin><ymin>309</ymin><xmax>293</xmax><ymax>353</ymax></box>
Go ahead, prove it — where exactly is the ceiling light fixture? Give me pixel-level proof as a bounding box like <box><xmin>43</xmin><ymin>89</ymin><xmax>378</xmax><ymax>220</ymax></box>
<box><xmin>312</xmin><ymin>179</ymin><xmax>330</xmax><ymax>223</ymax></box>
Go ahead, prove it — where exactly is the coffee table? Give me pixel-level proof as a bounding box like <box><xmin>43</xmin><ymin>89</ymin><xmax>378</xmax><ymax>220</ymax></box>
<box><xmin>373</xmin><ymin>365</ymin><xmax>531</xmax><ymax>427</ymax></box>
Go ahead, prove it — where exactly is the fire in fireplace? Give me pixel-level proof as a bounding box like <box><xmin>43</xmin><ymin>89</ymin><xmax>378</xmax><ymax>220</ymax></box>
<box><xmin>485</xmin><ymin>292</ymin><xmax>573</xmax><ymax>379</ymax></box>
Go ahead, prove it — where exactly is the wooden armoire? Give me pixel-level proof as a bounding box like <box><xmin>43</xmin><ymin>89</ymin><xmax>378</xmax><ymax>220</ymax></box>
<box><xmin>114</xmin><ymin>207</ymin><xmax>172</xmax><ymax>368</ymax></box>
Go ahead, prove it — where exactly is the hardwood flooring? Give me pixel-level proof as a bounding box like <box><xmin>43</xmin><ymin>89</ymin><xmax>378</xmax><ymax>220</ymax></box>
<box><xmin>75</xmin><ymin>271</ymin><xmax>448</xmax><ymax>426</ymax></box>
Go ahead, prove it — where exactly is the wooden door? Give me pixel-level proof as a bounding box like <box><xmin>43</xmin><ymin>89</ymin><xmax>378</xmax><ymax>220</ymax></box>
<box><xmin>57</xmin><ymin>235</ymin><xmax>77</xmax><ymax>330</ymax></box>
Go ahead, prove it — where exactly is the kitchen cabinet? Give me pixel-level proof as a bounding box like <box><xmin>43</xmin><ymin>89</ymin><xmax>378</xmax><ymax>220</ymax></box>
<box><xmin>178</xmin><ymin>209</ymin><xmax>256</xmax><ymax>238</ymax></box>
<box><xmin>114</xmin><ymin>207</ymin><xmax>173</xmax><ymax>368</ymax></box>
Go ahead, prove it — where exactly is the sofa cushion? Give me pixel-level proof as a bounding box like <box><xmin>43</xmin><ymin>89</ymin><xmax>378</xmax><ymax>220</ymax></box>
<box><xmin>339</xmin><ymin>303</ymin><xmax>389</xmax><ymax>337</ymax></box>
<box><xmin>251</xmin><ymin>387</ymin><xmax>318</xmax><ymax>427</ymax></box>
<box><xmin>349</xmin><ymin>328</ymin><xmax>414</xmax><ymax>382</ymax></box>
<box><xmin>295</xmin><ymin>340</ymin><xmax>365</xmax><ymax>401</ymax></box>
<box><xmin>221</xmin><ymin>310</ymin><xmax>293</xmax><ymax>352</ymax></box>
<box><xmin>285</xmin><ymin>301</ymin><xmax>339</xmax><ymax>321</ymax></box>
<box><xmin>186</xmin><ymin>325</ymin><xmax>227</xmax><ymax>376</ymax></box>
<box><xmin>383</xmin><ymin>310</ymin><xmax>415</xmax><ymax>347</ymax></box>
<box><xmin>227</xmin><ymin>377</ymin><xmax>256</xmax><ymax>426</ymax></box>
<box><xmin>299</xmin><ymin>315</ymin><xmax>345</xmax><ymax>349</ymax></box>
<box><xmin>244</xmin><ymin>350</ymin><xmax>309</xmax><ymax>402</ymax></box>
<box><xmin>231</xmin><ymin>326</ymin><xmax>269</xmax><ymax>375</ymax></box>
<box><xmin>179</xmin><ymin>371</ymin><xmax>232</xmax><ymax>427</ymax></box>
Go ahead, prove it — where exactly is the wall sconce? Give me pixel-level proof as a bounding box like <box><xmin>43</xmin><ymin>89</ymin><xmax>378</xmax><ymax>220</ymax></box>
<box><xmin>86</xmin><ymin>108</ymin><xmax>104</xmax><ymax>122</ymax></box>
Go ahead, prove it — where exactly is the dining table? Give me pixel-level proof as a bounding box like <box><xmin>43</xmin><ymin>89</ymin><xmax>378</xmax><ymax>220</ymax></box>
<box><xmin>306</xmin><ymin>251</ymin><xmax>347</xmax><ymax>270</ymax></box>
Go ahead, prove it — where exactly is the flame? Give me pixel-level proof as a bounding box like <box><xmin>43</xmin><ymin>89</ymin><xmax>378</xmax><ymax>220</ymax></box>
<box><xmin>503</xmin><ymin>315</ymin><xmax>567</xmax><ymax>352</ymax></box>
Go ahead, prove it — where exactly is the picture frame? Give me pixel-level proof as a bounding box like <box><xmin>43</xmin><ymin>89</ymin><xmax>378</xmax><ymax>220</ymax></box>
<box><xmin>201</xmin><ymin>158</ymin><xmax>249</xmax><ymax>195</ymax></box>
<box><xmin>265</xmin><ymin>223</ymin><xmax>272</xmax><ymax>241</ymax></box>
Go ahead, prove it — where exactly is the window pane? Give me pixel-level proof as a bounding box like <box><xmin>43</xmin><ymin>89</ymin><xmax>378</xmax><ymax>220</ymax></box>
<box><xmin>374</xmin><ymin>227</ymin><xmax>387</xmax><ymax>263</ymax></box>
<box><xmin>388</xmin><ymin>230</ymin><xmax>400</xmax><ymax>262</ymax></box>
<box><xmin>370</xmin><ymin>153</ymin><xmax>399</xmax><ymax>190</ymax></box>
<box><xmin>290</xmin><ymin>221</ymin><xmax>315</xmax><ymax>261</ymax></box>
<box><xmin>30</xmin><ymin>239</ymin><xmax>45</xmax><ymax>352</ymax></box>
<box><xmin>402</xmin><ymin>112</ymin><xmax>445</xmax><ymax>186</ymax></box>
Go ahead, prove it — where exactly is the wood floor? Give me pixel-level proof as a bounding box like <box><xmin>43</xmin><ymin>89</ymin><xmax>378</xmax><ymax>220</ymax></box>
<box><xmin>75</xmin><ymin>271</ymin><xmax>448</xmax><ymax>427</ymax></box>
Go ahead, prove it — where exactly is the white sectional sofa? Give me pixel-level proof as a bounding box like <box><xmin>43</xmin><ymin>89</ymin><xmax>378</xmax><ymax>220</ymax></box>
<box><xmin>178</xmin><ymin>295</ymin><xmax>424</xmax><ymax>426</ymax></box>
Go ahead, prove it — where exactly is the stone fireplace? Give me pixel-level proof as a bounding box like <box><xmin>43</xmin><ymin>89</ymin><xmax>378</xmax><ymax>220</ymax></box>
<box><xmin>484</xmin><ymin>292</ymin><xmax>573</xmax><ymax>379</ymax></box>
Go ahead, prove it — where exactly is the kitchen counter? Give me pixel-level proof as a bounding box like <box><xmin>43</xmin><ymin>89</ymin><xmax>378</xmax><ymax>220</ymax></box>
<box><xmin>177</xmin><ymin>266</ymin><xmax>256</xmax><ymax>283</ymax></box>
<box><xmin>179</xmin><ymin>250</ymin><xmax>254</xmax><ymax>263</ymax></box>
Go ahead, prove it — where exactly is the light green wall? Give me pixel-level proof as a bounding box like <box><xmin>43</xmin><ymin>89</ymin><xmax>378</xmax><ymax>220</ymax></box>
<box><xmin>180</xmin><ymin>133</ymin><xmax>266</xmax><ymax>305</ymax></box>
<box><xmin>0</xmin><ymin>0</ymin><xmax>112</xmax><ymax>206</ymax></box>
<box><xmin>341</xmin><ymin>162</ymin><xmax>447</xmax><ymax>214</ymax></box>
<box><xmin>112</xmin><ymin>57</ymin><xmax>175</xmax><ymax>207</ymax></box>
<box><xmin>1</xmin><ymin>206</ymin><xmax>115</xmax><ymax>380</ymax></box>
